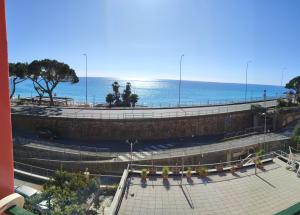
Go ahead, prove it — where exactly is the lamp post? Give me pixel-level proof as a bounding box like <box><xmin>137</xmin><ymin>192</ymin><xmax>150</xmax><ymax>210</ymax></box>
<box><xmin>83</xmin><ymin>53</ymin><xmax>88</xmax><ymax>105</ymax></box>
<box><xmin>281</xmin><ymin>67</ymin><xmax>286</xmax><ymax>87</ymax></box>
<box><xmin>126</xmin><ymin>139</ymin><xmax>138</xmax><ymax>170</ymax></box>
<box><xmin>245</xmin><ymin>61</ymin><xmax>251</xmax><ymax>101</ymax></box>
<box><xmin>179</xmin><ymin>54</ymin><xmax>184</xmax><ymax>106</ymax></box>
<box><xmin>263</xmin><ymin>89</ymin><xmax>267</xmax><ymax>134</ymax></box>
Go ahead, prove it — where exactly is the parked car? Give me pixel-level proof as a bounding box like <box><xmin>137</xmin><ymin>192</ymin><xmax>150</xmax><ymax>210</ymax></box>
<box><xmin>14</xmin><ymin>185</ymin><xmax>50</xmax><ymax>214</ymax></box>
<box><xmin>37</xmin><ymin>128</ymin><xmax>58</xmax><ymax>140</ymax></box>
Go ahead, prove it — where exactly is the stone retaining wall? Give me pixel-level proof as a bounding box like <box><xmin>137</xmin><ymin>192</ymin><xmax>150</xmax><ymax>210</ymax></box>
<box><xmin>15</xmin><ymin>139</ymin><xmax>291</xmax><ymax>174</ymax></box>
<box><xmin>12</xmin><ymin>110</ymin><xmax>253</xmax><ymax>141</ymax></box>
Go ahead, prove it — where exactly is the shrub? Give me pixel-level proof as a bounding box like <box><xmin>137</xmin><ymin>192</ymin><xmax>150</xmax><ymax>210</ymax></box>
<box><xmin>277</xmin><ymin>98</ymin><xmax>288</xmax><ymax>107</ymax></box>
<box><xmin>162</xmin><ymin>166</ymin><xmax>169</xmax><ymax>177</ymax></box>
<box><xmin>196</xmin><ymin>167</ymin><xmax>208</xmax><ymax>177</ymax></box>
<box><xmin>141</xmin><ymin>169</ymin><xmax>148</xmax><ymax>179</ymax></box>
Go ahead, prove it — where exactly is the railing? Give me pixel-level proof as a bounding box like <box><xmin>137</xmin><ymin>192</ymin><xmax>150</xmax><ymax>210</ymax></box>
<box><xmin>68</xmin><ymin>95</ymin><xmax>283</xmax><ymax>108</ymax></box>
<box><xmin>129</xmin><ymin>152</ymin><xmax>276</xmax><ymax>173</ymax></box>
<box><xmin>13</xmin><ymin>136</ymin><xmax>118</xmax><ymax>161</ymax></box>
<box><xmin>12</xmin><ymin>99</ymin><xmax>279</xmax><ymax>119</ymax></box>
<box><xmin>224</xmin><ymin>126</ymin><xmax>264</xmax><ymax>139</ymax></box>
<box><xmin>14</xmin><ymin>161</ymin><xmax>55</xmax><ymax>178</ymax></box>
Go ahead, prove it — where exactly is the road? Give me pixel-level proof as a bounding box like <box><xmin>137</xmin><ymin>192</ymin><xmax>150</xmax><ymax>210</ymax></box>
<box><xmin>11</xmin><ymin>99</ymin><xmax>277</xmax><ymax>119</ymax></box>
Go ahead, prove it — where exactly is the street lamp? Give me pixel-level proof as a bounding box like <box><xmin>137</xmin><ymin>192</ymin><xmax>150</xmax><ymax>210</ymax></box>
<box><xmin>179</xmin><ymin>54</ymin><xmax>184</xmax><ymax>106</ymax></box>
<box><xmin>281</xmin><ymin>67</ymin><xmax>286</xmax><ymax>87</ymax></box>
<box><xmin>263</xmin><ymin>89</ymin><xmax>267</xmax><ymax>134</ymax></box>
<box><xmin>126</xmin><ymin>139</ymin><xmax>138</xmax><ymax>170</ymax></box>
<box><xmin>245</xmin><ymin>61</ymin><xmax>251</xmax><ymax>102</ymax></box>
<box><xmin>83</xmin><ymin>54</ymin><xmax>88</xmax><ymax>105</ymax></box>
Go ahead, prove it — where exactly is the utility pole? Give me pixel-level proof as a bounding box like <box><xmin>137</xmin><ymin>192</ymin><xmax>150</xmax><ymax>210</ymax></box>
<box><xmin>245</xmin><ymin>61</ymin><xmax>251</xmax><ymax>102</ymax></box>
<box><xmin>281</xmin><ymin>67</ymin><xmax>286</xmax><ymax>87</ymax></box>
<box><xmin>264</xmin><ymin>89</ymin><xmax>267</xmax><ymax>134</ymax></box>
<box><xmin>179</xmin><ymin>54</ymin><xmax>184</xmax><ymax>106</ymax></box>
<box><xmin>83</xmin><ymin>53</ymin><xmax>88</xmax><ymax>105</ymax></box>
<box><xmin>126</xmin><ymin>139</ymin><xmax>138</xmax><ymax>171</ymax></box>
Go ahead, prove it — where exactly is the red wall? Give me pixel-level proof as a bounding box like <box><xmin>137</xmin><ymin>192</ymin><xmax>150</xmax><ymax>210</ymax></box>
<box><xmin>0</xmin><ymin>0</ymin><xmax>14</xmax><ymax>199</ymax></box>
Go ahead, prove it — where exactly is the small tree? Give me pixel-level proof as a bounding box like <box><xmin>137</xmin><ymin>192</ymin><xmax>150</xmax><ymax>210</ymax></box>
<box><xmin>106</xmin><ymin>93</ymin><xmax>114</xmax><ymax>107</ymax></box>
<box><xmin>286</xmin><ymin>76</ymin><xmax>300</xmax><ymax>103</ymax></box>
<box><xmin>122</xmin><ymin>82</ymin><xmax>132</xmax><ymax>107</ymax></box>
<box><xmin>9</xmin><ymin>62</ymin><xmax>28</xmax><ymax>99</ymax></box>
<box><xmin>33</xmin><ymin>84</ymin><xmax>45</xmax><ymax>105</ymax></box>
<box><xmin>130</xmin><ymin>94</ymin><xmax>139</xmax><ymax>107</ymax></box>
<box><xmin>112</xmin><ymin>81</ymin><xmax>121</xmax><ymax>105</ymax></box>
<box><xmin>41</xmin><ymin>170</ymin><xmax>100</xmax><ymax>215</ymax></box>
<box><xmin>28</xmin><ymin>59</ymin><xmax>79</xmax><ymax>106</ymax></box>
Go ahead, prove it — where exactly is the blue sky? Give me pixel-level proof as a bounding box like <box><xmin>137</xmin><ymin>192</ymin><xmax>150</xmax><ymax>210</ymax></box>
<box><xmin>6</xmin><ymin>0</ymin><xmax>300</xmax><ymax>85</ymax></box>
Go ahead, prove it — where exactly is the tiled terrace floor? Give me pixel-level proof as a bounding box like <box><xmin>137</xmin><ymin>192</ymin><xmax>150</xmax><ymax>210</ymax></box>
<box><xmin>118</xmin><ymin>159</ymin><xmax>300</xmax><ymax>215</ymax></box>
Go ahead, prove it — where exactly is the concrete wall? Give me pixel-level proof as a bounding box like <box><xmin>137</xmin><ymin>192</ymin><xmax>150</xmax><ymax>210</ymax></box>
<box><xmin>15</xmin><ymin>139</ymin><xmax>291</xmax><ymax>174</ymax></box>
<box><xmin>12</xmin><ymin>110</ymin><xmax>253</xmax><ymax>141</ymax></box>
<box><xmin>273</xmin><ymin>107</ymin><xmax>300</xmax><ymax>129</ymax></box>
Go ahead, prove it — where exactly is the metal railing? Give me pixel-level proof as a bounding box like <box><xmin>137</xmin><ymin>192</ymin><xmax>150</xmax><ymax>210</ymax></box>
<box><xmin>68</xmin><ymin>95</ymin><xmax>283</xmax><ymax>108</ymax></box>
<box><xmin>11</xmin><ymin>99</ymin><xmax>279</xmax><ymax>119</ymax></box>
<box><xmin>129</xmin><ymin>152</ymin><xmax>276</xmax><ymax>172</ymax></box>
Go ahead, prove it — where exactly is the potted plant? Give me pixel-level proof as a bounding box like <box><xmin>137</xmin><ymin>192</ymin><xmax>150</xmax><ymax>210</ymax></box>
<box><xmin>255</xmin><ymin>159</ymin><xmax>263</xmax><ymax>169</ymax></box>
<box><xmin>162</xmin><ymin>166</ymin><xmax>169</xmax><ymax>180</ymax></box>
<box><xmin>196</xmin><ymin>167</ymin><xmax>208</xmax><ymax>177</ymax></box>
<box><xmin>149</xmin><ymin>166</ymin><xmax>156</xmax><ymax>175</ymax></box>
<box><xmin>141</xmin><ymin>168</ymin><xmax>148</xmax><ymax>180</ymax></box>
<box><xmin>237</xmin><ymin>161</ymin><xmax>243</xmax><ymax>169</ymax></box>
<box><xmin>186</xmin><ymin>167</ymin><xmax>192</xmax><ymax>178</ymax></box>
<box><xmin>230</xmin><ymin>165</ymin><xmax>236</xmax><ymax>174</ymax></box>
<box><xmin>216</xmin><ymin>164</ymin><xmax>224</xmax><ymax>172</ymax></box>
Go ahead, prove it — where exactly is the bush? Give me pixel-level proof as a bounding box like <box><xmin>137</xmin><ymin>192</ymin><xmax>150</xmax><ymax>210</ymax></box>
<box><xmin>196</xmin><ymin>167</ymin><xmax>208</xmax><ymax>177</ymax></box>
<box><xmin>141</xmin><ymin>169</ymin><xmax>148</xmax><ymax>178</ymax></box>
<box><xmin>277</xmin><ymin>98</ymin><xmax>288</xmax><ymax>107</ymax></box>
<box><xmin>251</xmin><ymin>104</ymin><xmax>265</xmax><ymax>113</ymax></box>
<box><xmin>162</xmin><ymin>166</ymin><xmax>169</xmax><ymax>176</ymax></box>
<box><xmin>292</xmin><ymin>124</ymin><xmax>300</xmax><ymax>145</ymax></box>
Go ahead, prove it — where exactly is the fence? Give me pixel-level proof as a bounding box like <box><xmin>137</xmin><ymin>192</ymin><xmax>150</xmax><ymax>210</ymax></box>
<box><xmin>129</xmin><ymin>152</ymin><xmax>277</xmax><ymax>173</ymax></box>
<box><xmin>12</xmin><ymin>98</ymin><xmax>279</xmax><ymax>119</ymax></box>
<box><xmin>14</xmin><ymin>129</ymin><xmax>290</xmax><ymax>164</ymax></box>
<box><xmin>13</xmin><ymin>136</ymin><xmax>118</xmax><ymax>161</ymax></box>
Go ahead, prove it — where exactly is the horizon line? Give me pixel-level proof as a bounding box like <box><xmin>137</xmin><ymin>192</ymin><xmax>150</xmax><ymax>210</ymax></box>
<box><xmin>77</xmin><ymin>76</ymin><xmax>285</xmax><ymax>88</ymax></box>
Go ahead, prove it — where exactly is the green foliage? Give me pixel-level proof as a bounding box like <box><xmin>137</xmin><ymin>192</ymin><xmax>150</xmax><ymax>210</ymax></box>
<box><xmin>106</xmin><ymin>93</ymin><xmax>114</xmax><ymax>107</ymax></box>
<box><xmin>196</xmin><ymin>167</ymin><xmax>208</xmax><ymax>176</ymax></box>
<box><xmin>28</xmin><ymin>59</ymin><xmax>79</xmax><ymax>106</ymax></box>
<box><xmin>141</xmin><ymin>169</ymin><xmax>148</xmax><ymax>178</ymax></box>
<box><xmin>286</xmin><ymin>77</ymin><xmax>300</xmax><ymax>103</ymax></box>
<box><xmin>292</xmin><ymin>124</ymin><xmax>300</xmax><ymax>145</ymax></box>
<box><xmin>186</xmin><ymin>167</ymin><xmax>192</xmax><ymax>175</ymax></box>
<box><xmin>112</xmin><ymin>81</ymin><xmax>121</xmax><ymax>105</ymax></box>
<box><xmin>122</xmin><ymin>82</ymin><xmax>132</xmax><ymax>106</ymax></box>
<box><xmin>162</xmin><ymin>166</ymin><xmax>169</xmax><ymax>176</ymax></box>
<box><xmin>277</xmin><ymin>98</ymin><xmax>288</xmax><ymax>107</ymax></box>
<box><xmin>130</xmin><ymin>94</ymin><xmax>139</xmax><ymax>107</ymax></box>
<box><xmin>9</xmin><ymin>62</ymin><xmax>28</xmax><ymax>98</ymax></box>
<box><xmin>106</xmin><ymin>81</ymin><xmax>139</xmax><ymax>107</ymax></box>
<box><xmin>41</xmin><ymin>170</ymin><xmax>100</xmax><ymax>215</ymax></box>
<box><xmin>251</xmin><ymin>104</ymin><xmax>265</xmax><ymax>113</ymax></box>
<box><xmin>255</xmin><ymin>148</ymin><xmax>265</xmax><ymax>157</ymax></box>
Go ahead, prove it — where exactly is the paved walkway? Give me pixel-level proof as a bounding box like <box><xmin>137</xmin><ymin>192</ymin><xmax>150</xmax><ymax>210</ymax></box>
<box><xmin>118</xmin><ymin>159</ymin><xmax>300</xmax><ymax>215</ymax></box>
<box><xmin>11</xmin><ymin>100</ymin><xmax>277</xmax><ymax>119</ymax></box>
<box><xmin>15</xmin><ymin>130</ymin><xmax>291</xmax><ymax>162</ymax></box>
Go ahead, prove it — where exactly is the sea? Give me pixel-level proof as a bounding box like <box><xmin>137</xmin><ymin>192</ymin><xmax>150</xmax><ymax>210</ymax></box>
<box><xmin>11</xmin><ymin>77</ymin><xmax>286</xmax><ymax>107</ymax></box>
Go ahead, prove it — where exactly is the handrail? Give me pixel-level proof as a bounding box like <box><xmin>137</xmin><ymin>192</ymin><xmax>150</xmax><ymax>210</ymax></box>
<box><xmin>130</xmin><ymin>152</ymin><xmax>275</xmax><ymax>169</ymax></box>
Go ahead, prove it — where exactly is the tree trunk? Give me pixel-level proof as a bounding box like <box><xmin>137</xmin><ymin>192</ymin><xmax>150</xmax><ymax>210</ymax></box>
<box><xmin>9</xmin><ymin>78</ymin><xmax>16</xmax><ymax>99</ymax></box>
<box><xmin>48</xmin><ymin>91</ymin><xmax>54</xmax><ymax>106</ymax></box>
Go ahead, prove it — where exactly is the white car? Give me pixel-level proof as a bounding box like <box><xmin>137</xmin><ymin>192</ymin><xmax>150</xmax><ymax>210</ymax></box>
<box><xmin>14</xmin><ymin>185</ymin><xmax>50</xmax><ymax>214</ymax></box>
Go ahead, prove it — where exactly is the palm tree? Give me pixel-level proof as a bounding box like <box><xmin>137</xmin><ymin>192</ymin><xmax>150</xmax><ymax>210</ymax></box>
<box><xmin>130</xmin><ymin>94</ymin><xmax>139</xmax><ymax>107</ymax></box>
<box><xmin>112</xmin><ymin>81</ymin><xmax>121</xmax><ymax>105</ymax></box>
<box><xmin>106</xmin><ymin>93</ymin><xmax>114</xmax><ymax>107</ymax></box>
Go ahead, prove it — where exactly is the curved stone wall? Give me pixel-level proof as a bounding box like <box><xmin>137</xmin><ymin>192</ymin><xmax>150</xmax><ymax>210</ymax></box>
<box><xmin>12</xmin><ymin>110</ymin><xmax>253</xmax><ymax>141</ymax></box>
